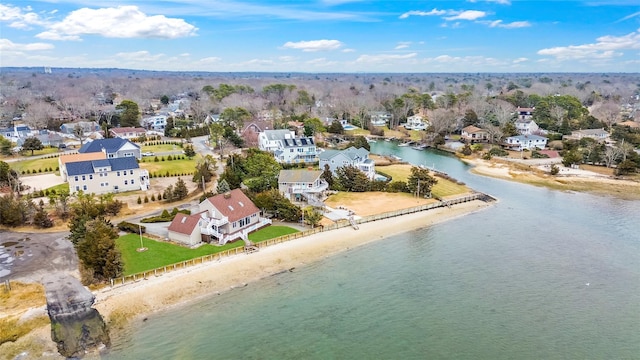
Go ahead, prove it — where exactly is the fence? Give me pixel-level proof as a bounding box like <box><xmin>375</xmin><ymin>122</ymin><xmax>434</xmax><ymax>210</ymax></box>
<box><xmin>108</xmin><ymin>192</ymin><xmax>491</xmax><ymax>288</ymax></box>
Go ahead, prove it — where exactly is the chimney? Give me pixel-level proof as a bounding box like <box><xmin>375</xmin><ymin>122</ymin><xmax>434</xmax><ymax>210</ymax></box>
<box><xmin>224</xmin><ymin>192</ymin><xmax>231</xmax><ymax>199</ymax></box>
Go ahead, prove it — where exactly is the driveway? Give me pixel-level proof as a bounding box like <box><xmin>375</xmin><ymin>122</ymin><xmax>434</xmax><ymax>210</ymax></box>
<box><xmin>20</xmin><ymin>173</ymin><xmax>66</xmax><ymax>193</ymax></box>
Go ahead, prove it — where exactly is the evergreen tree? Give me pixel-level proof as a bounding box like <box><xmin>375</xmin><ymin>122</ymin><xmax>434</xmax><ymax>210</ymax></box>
<box><xmin>76</xmin><ymin>219</ymin><xmax>122</xmax><ymax>284</ymax></box>
<box><xmin>183</xmin><ymin>144</ymin><xmax>196</xmax><ymax>159</ymax></box>
<box><xmin>116</xmin><ymin>100</ymin><xmax>140</xmax><ymax>127</ymax></box>
<box><xmin>335</xmin><ymin>165</ymin><xmax>370</xmax><ymax>192</ymax></box>
<box><xmin>33</xmin><ymin>199</ymin><xmax>53</xmax><ymax>228</ymax></box>
<box><xmin>173</xmin><ymin>178</ymin><xmax>189</xmax><ymax>200</ymax></box>
<box><xmin>216</xmin><ymin>179</ymin><xmax>231</xmax><ymax>194</ymax></box>
<box><xmin>407</xmin><ymin>166</ymin><xmax>438</xmax><ymax>198</ymax></box>
<box><xmin>22</xmin><ymin>137</ymin><xmax>44</xmax><ymax>155</ymax></box>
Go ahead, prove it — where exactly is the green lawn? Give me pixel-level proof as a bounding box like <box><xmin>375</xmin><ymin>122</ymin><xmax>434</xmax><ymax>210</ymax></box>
<box><xmin>9</xmin><ymin>156</ymin><xmax>60</xmax><ymax>174</ymax></box>
<box><xmin>139</xmin><ymin>155</ymin><xmax>199</xmax><ymax>175</ymax></box>
<box><xmin>117</xmin><ymin>225</ymin><xmax>300</xmax><ymax>275</ymax></box>
<box><xmin>248</xmin><ymin>226</ymin><xmax>300</xmax><ymax>243</ymax></box>
<box><xmin>117</xmin><ymin>234</ymin><xmax>243</xmax><ymax>275</ymax></box>
<box><xmin>141</xmin><ymin>143</ymin><xmax>183</xmax><ymax>153</ymax></box>
<box><xmin>44</xmin><ymin>182</ymin><xmax>68</xmax><ymax>194</ymax></box>
<box><xmin>376</xmin><ymin>164</ymin><xmax>469</xmax><ymax>198</ymax></box>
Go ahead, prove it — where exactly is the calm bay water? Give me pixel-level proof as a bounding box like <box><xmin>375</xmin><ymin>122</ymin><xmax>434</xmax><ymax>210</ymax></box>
<box><xmin>106</xmin><ymin>142</ymin><xmax>640</xmax><ymax>359</ymax></box>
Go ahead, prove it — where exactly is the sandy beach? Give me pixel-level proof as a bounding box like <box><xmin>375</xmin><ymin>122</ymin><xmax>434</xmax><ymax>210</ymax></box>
<box><xmin>94</xmin><ymin>199</ymin><xmax>492</xmax><ymax>331</ymax></box>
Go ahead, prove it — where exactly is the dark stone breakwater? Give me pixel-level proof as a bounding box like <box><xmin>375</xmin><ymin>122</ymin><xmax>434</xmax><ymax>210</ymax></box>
<box><xmin>44</xmin><ymin>273</ymin><xmax>110</xmax><ymax>358</ymax></box>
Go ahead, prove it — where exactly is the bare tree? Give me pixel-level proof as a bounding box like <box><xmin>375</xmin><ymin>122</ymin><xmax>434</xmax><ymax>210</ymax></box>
<box><xmin>602</xmin><ymin>146</ymin><xmax>621</xmax><ymax>168</ymax></box>
<box><xmin>550</xmin><ymin>105</ymin><xmax>567</xmax><ymax>128</ymax></box>
<box><xmin>592</xmin><ymin>101</ymin><xmax>621</xmax><ymax>130</ymax></box>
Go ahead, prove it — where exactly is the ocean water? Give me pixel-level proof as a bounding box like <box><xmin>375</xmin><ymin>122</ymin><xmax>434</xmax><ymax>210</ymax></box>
<box><xmin>105</xmin><ymin>143</ymin><xmax>640</xmax><ymax>359</ymax></box>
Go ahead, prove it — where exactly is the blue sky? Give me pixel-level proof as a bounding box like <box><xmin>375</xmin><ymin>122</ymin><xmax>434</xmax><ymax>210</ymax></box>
<box><xmin>1</xmin><ymin>0</ymin><xmax>639</xmax><ymax>72</ymax></box>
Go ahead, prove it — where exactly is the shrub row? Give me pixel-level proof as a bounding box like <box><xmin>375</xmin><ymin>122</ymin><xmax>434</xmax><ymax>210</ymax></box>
<box><xmin>117</xmin><ymin>221</ymin><xmax>146</xmax><ymax>234</ymax></box>
<box><xmin>21</xmin><ymin>166</ymin><xmax>59</xmax><ymax>174</ymax></box>
<box><xmin>141</xmin><ymin>207</ymin><xmax>191</xmax><ymax>223</ymax></box>
<box><xmin>149</xmin><ymin>171</ymin><xmax>194</xmax><ymax>178</ymax></box>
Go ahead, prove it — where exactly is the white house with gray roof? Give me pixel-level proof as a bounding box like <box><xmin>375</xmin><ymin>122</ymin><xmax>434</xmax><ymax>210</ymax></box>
<box><xmin>278</xmin><ymin>169</ymin><xmax>328</xmax><ymax>206</ymax></box>
<box><xmin>66</xmin><ymin>157</ymin><xmax>149</xmax><ymax>195</ymax></box>
<box><xmin>504</xmin><ymin>134</ymin><xmax>548</xmax><ymax>151</ymax></box>
<box><xmin>319</xmin><ymin>146</ymin><xmax>376</xmax><ymax>180</ymax></box>
<box><xmin>258</xmin><ymin>129</ymin><xmax>317</xmax><ymax>164</ymax></box>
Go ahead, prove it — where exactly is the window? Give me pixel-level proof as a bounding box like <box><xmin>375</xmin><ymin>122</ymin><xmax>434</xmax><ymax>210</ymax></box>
<box><xmin>130</xmin><ymin>170</ymin><xmax>134</xmax><ymax>175</ymax></box>
<box><xmin>89</xmin><ymin>174</ymin><xmax>93</xmax><ymax>180</ymax></box>
<box><xmin>83</xmin><ymin>185</ymin><xmax>87</xmax><ymax>191</ymax></box>
<box><xmin>131</xmin><ymin>179</ymin><xmax>135</xmax><ymax>184</ymax></box>
<box><xmin>74</xmin><ymin>176</ymin><xmax>78</xmax><ymax>181</ymax></box>
<box><xmin>82</xmin><ymin>175</ymin><xmax>86</xmax><ymax>181</ymax></box>
<box><xmin>124</xmin><ymin>180</ymin><xmax>128</xmax><ymax>185</ymax></box>
<box><xmin>117</xmin><ymin>171</ymin><xmax>120</xmax><ymax>176</ymax></box>
<box><xmin>75</xmin><ymin>186</ymin><xmax>79</xmax><ymax>191</ymax></box>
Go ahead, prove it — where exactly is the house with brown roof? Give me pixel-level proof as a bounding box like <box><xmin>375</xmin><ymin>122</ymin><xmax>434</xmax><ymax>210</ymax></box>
<box><xmin>461</xmin><ymin>125</ymin><xmax>490</xmax><ymax>143</ymax></box>
<box><xmin>167</xmin><ymin>189</ymin><xmax>271</xmax><ymax>246</ymax></box>
<box><xmin>167</xmin><ymin>212</ymin><xmax>208</xmax><ymax>247</ymax></box>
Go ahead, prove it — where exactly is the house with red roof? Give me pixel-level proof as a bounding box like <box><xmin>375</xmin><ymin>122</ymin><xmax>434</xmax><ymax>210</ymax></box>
<box><xmin>167</xmin><ymin>189</ymin><xmax>271</xmax><ymax>246</ymax></box>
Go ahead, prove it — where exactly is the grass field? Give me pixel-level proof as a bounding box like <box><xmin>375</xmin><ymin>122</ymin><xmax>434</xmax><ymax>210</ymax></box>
<box><xmin>118</xmin><ymin>225</ymin><xmax>300</xmax><ymax>275</ymax></box>
<box><xmin>376</xmin><ymin>163</ymin><xmax>470</xmax><ymax>198</ymax></box>
<box><xmin>248</xmin><ymin>225</ymin><xmax>300</xmax><ymax>243</ymax></box>
<box><xmin>140</xmin><ymin>143</ymin><xmax>183</xmax><ymax>153</ymax></box>
<box><xmin>139</xmin><ymin>155</ymin><xmax>199</xmax><ymax>175</ymax></box>
<box><xmin>43</xmin><ymin>182</ymin><xmax>68</xmax><ymax>194</ymax></box>
<box><xmin>8</xmin><ymin>156</ymin><xmax>60</xmax><ymax>174</ymax></box>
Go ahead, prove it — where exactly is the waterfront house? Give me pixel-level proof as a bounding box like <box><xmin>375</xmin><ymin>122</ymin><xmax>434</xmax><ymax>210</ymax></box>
<box><xmin>404</xmin><ymin>115</ymin><xmax>428</xmax><ymax>130</ymax></box>
<box><xmin>66</xmin><ymin>157</ymin><xmax>150</xmax><ymax>195</ymax></box>
<box><xmin>258</xmin><ymin>129</ymin><xmax>317</xmax><ymax>164</ymax></box>
<box><xmin>369</xmin><ymin>111</ymin><xmax>392</xmax><ymax>127</ymax></box>
<box><xmin>278</xmin><ymin>169</ymin><xmax>328</xmax><ymax>206</ymax></box>
<box><xmin>461</xmin><ymin>125</ymin><xmax>490</xmax><ymax>143</ymax></box>
<box><xmin>319</xmin><ymin>146</ymin><xmax>376</xmax><ymax>180</ymax></box>
<box><xmin>167</xmin><ymin>212</ymin><xmax>208</xmax><ymax>247</ymax></box>
<box><xmin>503</xmin><ymin>135</ymin><xmax>548</xmax><ymax>151</ymax></box>
<box><xmin>190</xmin><ymin>189</ymin><xmax>271</xmax><ymax>245</ymax></box>
<box><xmin>78</xmin><ymin>138</ymin><xmax>141</xmax><ymax>160</ymax></box>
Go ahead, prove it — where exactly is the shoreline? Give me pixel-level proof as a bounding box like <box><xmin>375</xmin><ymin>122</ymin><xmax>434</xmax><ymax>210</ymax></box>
<box><xmin>94</xmin><ymin>199</ymin><xmax>492</xmax><ymax>335</ymax></box>
<box><xmin>1</xmin><ymin>199</ymin><xmax>492</xmax><ymax>360</ymax></box>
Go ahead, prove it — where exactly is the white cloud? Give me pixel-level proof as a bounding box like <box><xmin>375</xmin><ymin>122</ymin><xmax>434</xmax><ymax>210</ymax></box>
<box><xmin>278</xmin><ymin>56</ymin><xmax>296</xmax><ymax>62</ymax></box>
<box><xmin>0</xmin><ymin>3</ymin><xmax>47</xmax><ymax>29</ymax></box>
<box><xmin>487</xmin><ymin>20</ymin><xmax>531</xmax><ymax>28</ymax></box>
<box><xmin>395</xmin><ymin>41</ymin><xmax>411</xmax><ymax>49</ymax></box>
<box><xmin>617</xmin><ymin>11</ymin><xmax>640</xmax><ymax>22</ymax></box>
<box><xmin>513</xmin><ymin>57</ymin><xmax>528</xmax><ymax>63</ymax></box>
<box><xmin>0</xmin><ymin>38</ymin><xmax>54</xmax><ymax>51</ymax></box>
<box><xmin>537</xmin><ymin>28</ymin><xmax>640</xmax><ymax>60</ymax></box>
<box><xmin>468</xmin><ymin>0</ymin><xmax>511</xmax><ymax>4</ymax></box>
<box><xmin>198</xmin><ymin>57</ymin><xmax>222</xmax><ymax>64</ymax></box>
<box><xmin>356</xmin><ymin>53</ymin><xmax>417</xmax><ymax>63</ymax></box>
<box><xmin>114</xmin><ymin>51</ymin><xmax>165</xmax><ymax>62</ymax></box>
<box><xmin>282</xmin><ymin>39</ymin><xmax>344</xmax><ymax>52</ymax></box>
<box><xmin>444</xmin><ymin>10</ymin><xmax>487</xmax><ymax>21</ymax></box>
<box><xmin>399</xmin><ymin>9</ymin><xmax>446</xmax><ymax>19</ymax></box>
<box><xmin>35</xmin><ymin>6</ymin><xmax>197</xmax><ymax>41</ymax></box>
<box><xmin>342</xmin><ymin>48</ymin><xmax>356</xmax><ymax>52</ymax></box>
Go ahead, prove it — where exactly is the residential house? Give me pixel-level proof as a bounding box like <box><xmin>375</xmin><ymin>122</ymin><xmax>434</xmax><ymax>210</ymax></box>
<box><xmin>58</xmin><ymin>152</ymin><xmax>107</xmax><ymax>181</ymax></box>
<box><xmin>278</xmin><ymin>169</ymin><xmax>328</xmax><ymax>206</ymax></box>
<box><xmin>109</xmin><ymin>127</ymin><xmax>147</xmax><ymax>140</ymax></box>
<box><xmin>66</xmin><ymin>157</ymin><xmax>149</xmax><ymax>195</ymax></box>
<box><xmin>404</xmin><ymin>115</ymin><xmax>428</xmax><ymax>130</ymax></box>
<box><xmin>516</xmin><ymin>107</ymin><xmax>535</xmax><ymax>121</ymax></box>
<box><xmin>78</xmin><ymin>138</ymin><xmax>141</xmax><ymax>160</ymax></box>
<box><xmin>204</xmin><ymin>114</ymin><xmax>221</xmax><ymax>124</ymax></box>
<box><xmin>167</xmin><ymin>212</ymin><xmax>209</xmax><ymax>247</ymax></box>
<box><xmin>258</xmin><ymin>129</ymin><xmax>317</xmax><ymax>164</ymax></box>
<box><xmin>461</xmin><ymin>125</ymin><xmax>490</xmax><ymax>143</ymax></box>
<box><xmin>59</xmin><ymin>121</ymin><xmax>100</xmax><ymax>135</ymax></box>
<box><xmin>172</xmin><ymin>189</ymin><xmax>271</xmax><ymax>246</ymax></box>
<box><xmin>319</xmin><ymin>146</ymin><xmax>376</xmax><ymax>180</ymax></box>
<box><xmin>503</xmin><ymin>134</ymin><xmax>548</xmax><ymax>151</ymax></box>
<box><xmin>15</xmin><ymin>130</ymin><xmax>63</xmax><ymax>148</ymax></box>
<box><xmin>142</xmin><ymin>115</ymin><xmax>167</xmax><ymax>131</ymax></box>
<box><xmin>369</xmin><ymin>111</ymin><xmax>392</xmax><ymax>127</ymax></box>
<box><xmin>515</xmin><ymin>119</ymin><xmax>541</xmax><ymax>135</ymax></box>
<box><xmin>0</xmin><ymin>125</ymin><xmax>32</xmax><ymax>140</ymax></box>
<box><xmin>564</xmin><ymin>128</ymin><xmax>610</xmax><ymax>143</ymax></box>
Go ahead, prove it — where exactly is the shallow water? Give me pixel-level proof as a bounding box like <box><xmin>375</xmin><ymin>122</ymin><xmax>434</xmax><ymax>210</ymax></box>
<box><xmin>106</xmin><ymin>144</ymin><xmax>640</xmax><ymax>359</ymax></box>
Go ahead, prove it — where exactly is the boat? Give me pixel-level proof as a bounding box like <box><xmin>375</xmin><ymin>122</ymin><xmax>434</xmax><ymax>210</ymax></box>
<box><xmin>412</xmin><ymin>144</ymin><xmax>429</xmax><ymax>150</ymax></box>
<box><xmin>366</xmin><ymin>137</ymin><xmax>377</xmax><ymax>143</ymax></box>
